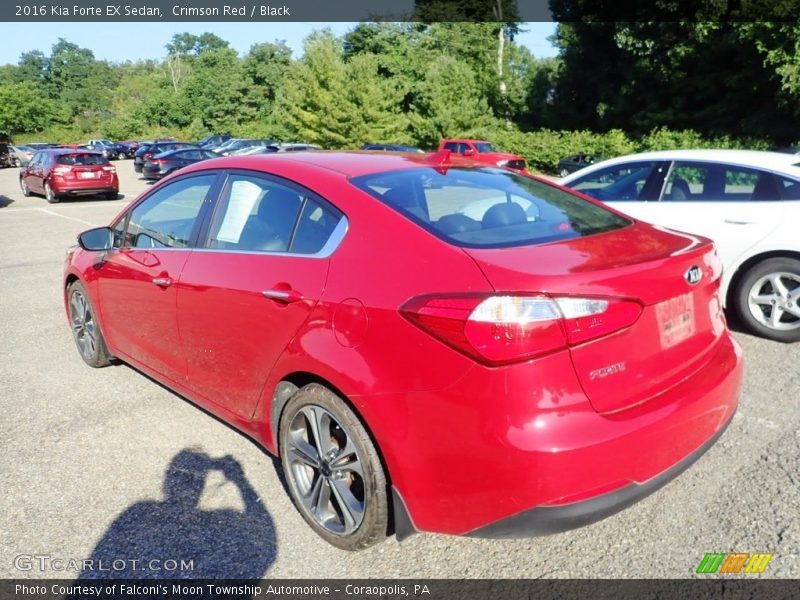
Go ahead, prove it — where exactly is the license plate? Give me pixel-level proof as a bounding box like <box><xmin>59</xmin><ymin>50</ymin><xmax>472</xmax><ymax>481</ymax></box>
<box><xmin>656</xmin><ymin>292</ymin><xmax>696</xmax><ymax>349</ymax></box>
<box><xmin>79</xmin><ymin>171</ymin><xmax>98</xmax><ymax>179</ymax></box>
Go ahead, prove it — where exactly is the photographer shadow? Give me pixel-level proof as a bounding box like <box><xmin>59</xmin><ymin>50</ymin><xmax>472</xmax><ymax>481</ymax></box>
<box><xmin>76</xmin><ymin>449</ymin><xmax>277</xmax><ymax>580</ymax></box>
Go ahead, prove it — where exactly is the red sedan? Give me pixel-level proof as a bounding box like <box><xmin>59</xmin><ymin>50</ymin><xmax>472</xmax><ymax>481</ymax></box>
<box><xmin>63</xmin><ymin>152</ymin><xmax>741</xmax><ymax>550</ymax></box>
<box><xmin>20</xmin><ymin>148</ymin><xmax>118</xmax><ymax>203</ymax></box>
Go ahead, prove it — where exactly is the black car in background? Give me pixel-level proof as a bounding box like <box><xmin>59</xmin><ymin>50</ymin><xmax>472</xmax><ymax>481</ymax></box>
<box><xmin>361</xmin><ymin>143</ymin><xmax>425</xmax><ymax>153</ymax></box>
<box><xmin>557</xmin><ymin>152</ymin><xmax>596</xmax><ymax>177</ymax></box>
<box><xmin>197</xmin><ymin>134</ymin><xmax>231</xmax><ymax>148</ymax></box>
<box><xmin>142</xmin><ymin>147</ymin><xmax>219</xmax><ymax>180</ymax></box>
<box><xmin>134</xmin><ymin>142</ymin><xmax>198</xmax><ymax>173</ymax></box>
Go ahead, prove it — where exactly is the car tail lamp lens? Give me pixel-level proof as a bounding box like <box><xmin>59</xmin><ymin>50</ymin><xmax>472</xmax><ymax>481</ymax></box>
<box><xmin>52</xmin><ymin>166</ymin><xmax>74</xmax><ymax>178</ymax></box>
<box><xmin>401</xmin><ymin>294</ymin><xmax>642</xmax><ymax>365</ymax></box>
<box><xmin>102</xmin><ymin>166</ymin><xmax>116</xmax><ymax>172</ymax></box>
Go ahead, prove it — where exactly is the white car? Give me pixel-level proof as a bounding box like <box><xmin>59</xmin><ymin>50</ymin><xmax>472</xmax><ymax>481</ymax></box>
<box><xmin>559</xmin><ymin>149</ymin><xmax>800</xmax><ymax>342</ymax></box>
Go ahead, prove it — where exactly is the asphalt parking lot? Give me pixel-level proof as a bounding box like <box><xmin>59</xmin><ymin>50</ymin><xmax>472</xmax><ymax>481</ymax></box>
<box><xmin>0</xmin><ymin>162</ymin><xmax>797</xmax><ymax>579</ymax></box>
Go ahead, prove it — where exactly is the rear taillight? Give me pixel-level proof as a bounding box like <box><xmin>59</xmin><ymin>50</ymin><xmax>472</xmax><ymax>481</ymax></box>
<box><xmin>401</xmin><ymin>294</ymin><xmax>642</xmax><ymax>365</ymax></box>
<box><xmin>52</xmin><ymin>166</ymin><xmax>74</xmax><ymax>178</ymax></box>
<box><xmin>102</xmin><ymin>166</ymin><xmax>116</xmax><ymax>172</ymax></box>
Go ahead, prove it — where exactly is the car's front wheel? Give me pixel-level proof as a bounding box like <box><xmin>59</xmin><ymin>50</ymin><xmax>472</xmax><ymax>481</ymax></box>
<box><xmin>559</xmin><ymin>168</ymin><xmax>569</xmax><ymax>177</ymax></box>
<box><xmin>20</xmin><ymin>178</ymin><xmax>30</xmax><ymax>197</ymax></box>
<box><xmin>735</xmin><ymin>257</ymin><xmax>800</xmax><ymax>342</ymax></box>
<box><xmin>67</xmin><ymin>281</ymin><xmax>112</xmax><ymax>367</ymax></box>
<box><xmin>279</xmin><ymin>383</ymin><xmax>389</xmax><ymax>550</ymax></box>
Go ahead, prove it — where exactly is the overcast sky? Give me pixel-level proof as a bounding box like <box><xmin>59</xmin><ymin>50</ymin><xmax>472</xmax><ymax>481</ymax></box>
<box><xmin>0</xmin><ymin>22</ymin><xmax>558</xmax><ymax>65</ymax></box>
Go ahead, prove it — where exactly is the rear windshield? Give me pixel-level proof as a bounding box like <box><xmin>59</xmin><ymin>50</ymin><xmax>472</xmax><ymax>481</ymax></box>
<box><xmin>56</xmin><ymin>153</ymin><xmax>108</xmax><ymax>166</ymax></box>
<box><xmin>351</xmin><ymin>167</ymin><xmax>631</xmax><ymax>248</ymax></box>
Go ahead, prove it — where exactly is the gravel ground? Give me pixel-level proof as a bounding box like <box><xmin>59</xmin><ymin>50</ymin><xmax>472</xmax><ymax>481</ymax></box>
<box><xmin>0</xmin><ymin>161</ymin><xmax>797</xmax><ymax>579</ymax></box>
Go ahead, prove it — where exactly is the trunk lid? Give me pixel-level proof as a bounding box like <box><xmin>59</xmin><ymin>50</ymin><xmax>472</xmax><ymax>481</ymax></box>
<box><xmin>464</xmin><ymin>223</ymin><xmax>726</xmax><ymax>414</ymax></box>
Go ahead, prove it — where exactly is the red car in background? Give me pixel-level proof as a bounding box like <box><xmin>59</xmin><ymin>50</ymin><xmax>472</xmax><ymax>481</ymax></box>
<box><xmin>63</xmin><ymin>151</ymin><xmax>741</xmax><ymax>550</ymax></box>
<box><xmin>439</xmin><ymin>138</ymin><xmax>528</xmax><ymax>172</ymax></box>
<box><xmin>20</xmin><ymin>149</ymin><xmax>118</xmax><ymax>203</ymax></box>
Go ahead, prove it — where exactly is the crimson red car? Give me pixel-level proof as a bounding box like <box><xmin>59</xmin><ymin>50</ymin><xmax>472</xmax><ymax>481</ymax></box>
<box><xmin>20</xmin><ymin>149</ymin><xmax>119</xmax><ymax>203</ymax></box>
<box><xmin>439</xmin><ymin>138</ymin><xmax>528</xmax><ymax>172</ymax></box>
<box><xmin>63</xmin><ymin>152</ymin><xmax>741</xmax><ymax>550</ymax></box>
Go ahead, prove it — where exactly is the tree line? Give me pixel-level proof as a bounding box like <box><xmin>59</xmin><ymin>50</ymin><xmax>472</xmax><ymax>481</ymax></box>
<box><xmin>1</xmin><ymin>20</ymin><xmax>800</xmax><ymax>171</ymax></box>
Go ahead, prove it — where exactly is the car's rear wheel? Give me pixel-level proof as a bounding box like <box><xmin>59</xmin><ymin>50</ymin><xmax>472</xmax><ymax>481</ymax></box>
<box><xmin>44</xmin><ymin>182</ymin><xmax>58</xmax><ymax>204</ymax></box>
<box><xmin>67</xmin><ymin>281</ymin><xmax>112</xmax><ymax>367</ymax></box>
<box><xmin>20</xmin><ymin>178</ymin><xmax>30</xmax><ymax>197</ymax></box>
<box><xmin>279</xmin><ymin>383</ymin><xmax>388</xmax><ymax>550</ymax></box>
<box><xmin>105</xmin><ymin>191</ymin><xmax>118</xmax><ymax>200</ymax></box>
<box><xmin>735</xmin><ymin>258</ymin><xmax>800</xmax><ymax>342</ymax></box>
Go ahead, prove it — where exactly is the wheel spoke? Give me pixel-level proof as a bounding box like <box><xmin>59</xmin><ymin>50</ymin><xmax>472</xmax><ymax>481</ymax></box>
<box><xmin>770</xmin><ymin>274</ymin><xmax>790</xmax><ymax>298</ymax></box>
<box><xmin>313</xmin><ymin>478</ymin><xmax>332</xmax><ymax>517</ymax></box>
<box><xmin>301</xmin><ymin>473</ymin><xmax>324</xmax><ymax>512</ymax></box>
<box><xmin>784</xmin><ymin>303</ymin><xmax>800</xmax><ymax>319</ymax></box>
<box><xmin>330</xmin><ymin>478</ymin><xmax>364</xmax><ymax>532</ymax></box>
<box><xmin>288</xmin><ymin>436</ymin><xmax>320</xmax><ymax>468</ymax></box>
<box><xmin>302</xmin><ymin>406</ymin><xmax>334</xmax><ymax>458</ymax></box>
<box><xmin>749</xmin><ymin>293</ymin><xmax>777</xmax><ymax>306</ymax></box>
<box><xmin>331</xmin><ymin>438</ymin><xmax>364</xmax><ymax>478</ymax></box>
<box><xmin>770</xmin><ymin>306</ymin><xmax>785</xmax><ymax>328</ymax></box>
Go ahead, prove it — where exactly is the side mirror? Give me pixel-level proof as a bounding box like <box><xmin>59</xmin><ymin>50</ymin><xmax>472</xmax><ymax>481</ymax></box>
<box><xmin>463</xmin><ymin>148</ymin><xmax>475</xmax><ymax>156</ymax></box>
<box><xmin>78</xmin><ymin>226</ymin><xmax>114</xmax><ymax>251</ymax></box>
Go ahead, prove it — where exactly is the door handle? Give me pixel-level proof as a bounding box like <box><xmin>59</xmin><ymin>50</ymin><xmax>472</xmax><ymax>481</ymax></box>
<box><xmin>262</xmin><ymin>288</ymin><xmax>303</xmax><ymax>303</ymax></box>
<box><xmin>152</xmin><ymin>277</ymin><xmax>173</xmax><ymax>287</ymax></box>
<box><xmin>724</xmin><ymin>219</ymin><xmax>756</xmax><ymax>225</ymax></box>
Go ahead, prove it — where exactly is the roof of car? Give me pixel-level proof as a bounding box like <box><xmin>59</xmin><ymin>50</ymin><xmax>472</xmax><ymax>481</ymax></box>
<box><xmin>562</xmin><ymin>149</ymin><xmax>800</xmax><ymax>179</ymax></box>
<box><xmin>180</xmin><ymin>150</ymin><xmax>491</xmax><ymax>178</ymax></box>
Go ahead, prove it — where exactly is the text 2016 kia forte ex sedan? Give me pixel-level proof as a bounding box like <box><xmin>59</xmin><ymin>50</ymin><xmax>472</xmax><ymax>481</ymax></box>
<box><xmin>64</xmin><ymin>151</ymin><xmax>742</xmax><ymax>550</ymax></box>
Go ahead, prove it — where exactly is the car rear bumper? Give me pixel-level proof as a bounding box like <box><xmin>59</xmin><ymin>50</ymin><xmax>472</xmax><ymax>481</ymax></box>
<box><xmin>51</xmin><ymin>179</ymin><xmax>118</xmax><ymax>195</ymax></box>
<box><xmin>360</xmin><ymin>334</ymin><xmax>742</xmax><ymax>536</ymax></box>
<box><xmin>134</xmin><ymin>163</ymin><xmax>143</xmax><ymax>173</ymax></box>
<box><xmin>465</xmin><ymin>410</ymin><xmax>732</xmax><ymax>538</ymax></box>
<box><xmin>142</xmin><ymin>168</ymin><xmax>164</xmax><ymax>180</ymax></box>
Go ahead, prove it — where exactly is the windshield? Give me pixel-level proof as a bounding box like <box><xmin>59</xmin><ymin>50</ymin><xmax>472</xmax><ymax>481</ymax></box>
<box><xmin>351</xmin><ymin>167</ymin><xmax>630</xmax><ymax>249</ymax></box>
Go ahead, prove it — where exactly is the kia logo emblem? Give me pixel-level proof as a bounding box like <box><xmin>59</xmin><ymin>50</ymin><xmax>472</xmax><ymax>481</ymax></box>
<box><xmin>685</xmin><ymin>266</ymin><xmax>703</xmax><ymax>285</ymax></box>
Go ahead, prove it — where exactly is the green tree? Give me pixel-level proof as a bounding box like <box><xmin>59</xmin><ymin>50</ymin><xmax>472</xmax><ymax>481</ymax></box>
<box><xmin>0</xmin><ymin>81</ymin><xmax>61</xmax><ymax>134</ymax></box>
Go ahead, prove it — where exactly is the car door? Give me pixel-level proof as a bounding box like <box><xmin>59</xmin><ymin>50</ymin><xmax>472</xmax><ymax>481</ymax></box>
<box><xmin>22</xmin><ymin>152</ymin><xmax>42</xmax><ymax>192</ymax></box>
<box><xmin>95</xmin><ymin>173</ymin><xmax>219</xmax><ymax>384</ymax></box>
<box><xmin>640</xmin><ymin>161</ymin><xmax>785</xmax><ymax>269</ymax></box>
<box><xmin>176</xmin><ymin>172</ymin><xmax>345</xmax><ymax>418</ymax></box>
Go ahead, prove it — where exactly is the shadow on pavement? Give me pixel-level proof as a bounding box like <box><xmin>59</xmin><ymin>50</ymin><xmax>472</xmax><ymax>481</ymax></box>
<box><xmin>0</xmin><ymin>195</ymin><xmax>13</xmax><ymax>208</ymax></box>
<box><xmin>74</xmin><ymin>449</ymin><xmax>277</xmax><ymax>581</ymax></box>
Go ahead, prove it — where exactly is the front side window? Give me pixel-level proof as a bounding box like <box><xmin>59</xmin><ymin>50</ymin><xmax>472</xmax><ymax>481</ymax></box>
<box><xmin>352</xmin><ymin>167</ymin><xmax>630</xmax><ymax>249</ymax></box>
<box><xmin>569</xmin><ymin>161</ymin><xmax>659</xmax><ymax>201</ymax></box>
<box><xmin>207</xmin><ymin>175</ymin><xmax>343</xmax><ymax>254</ymax></box>
<box><xmin>123</xmin><ymin>175</ymin><xmax>215</xmax><ymax>249</ymax></box>
<box><xmin>474</xmin><ymin>142</ymin><xmax>495</xmax><ymax>153</ymax></box>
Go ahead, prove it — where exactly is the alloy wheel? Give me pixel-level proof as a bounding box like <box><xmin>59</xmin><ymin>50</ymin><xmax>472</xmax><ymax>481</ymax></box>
<box><xmin>285</xmin><ymin>405</ymin><xmax>366</xmax><ymax>535</ymax></box>
<box><xmin>747</xmin><ymin>271</ymin><xmax>800</xmax><ymax>331</ymax></box>
<box><xmin>70</xmin><ymin>289</ymin><xmax>98</xmax><ymax>360</ymax></box>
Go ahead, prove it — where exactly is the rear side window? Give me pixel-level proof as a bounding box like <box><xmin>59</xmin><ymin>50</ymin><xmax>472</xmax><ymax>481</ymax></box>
<box><xmin>351</xmin><ymin>167</ymin><xmax>630</xmax><ymax>249</ymax></box>
<box><xmin>662</xmin><ymin>161</ymin><xmax>787</xmax><ymax>202</ymax></box>
<box><xmin>57</xmin><ymin>153</ymin><xmax>108</xmax><ymax>166</ymax></box>
<box><xmin>207</xmin><ymin>175</ymin><xmax>343</xmax><ymax>255</ymax></box>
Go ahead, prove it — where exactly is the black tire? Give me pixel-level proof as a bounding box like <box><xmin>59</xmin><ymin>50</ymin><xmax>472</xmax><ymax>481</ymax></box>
<box><xmin>44</xmin><ymin>181</ymin><xmax>58</xmax><ymax>204</ymax></box>
<box><xmin>733</xmin><ymin>257</ymin><xmax>800</xmax><ymax>342</ymax></box>
<box><xmin>104</xmin><ymin>191</ymin><xmax>118</xmax><ymax>200</ymax></box>
<box><xmin>279</xmin><ymin>383</ymin><xmax>388</xmax><ymax>550</ymax></box>
<box><xmin>20</xmin><ymin>177</ymin><xmax>31</xmax><ymax>197</ymax></box>
<box><xmin>67</xmin><ymin>280</ymin><xmax>112</xmax><ymax>367</ymax></box>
